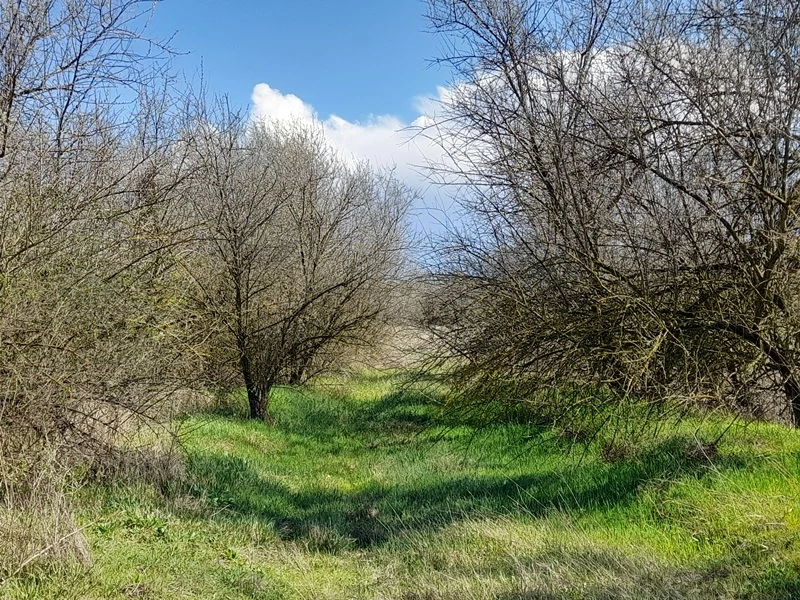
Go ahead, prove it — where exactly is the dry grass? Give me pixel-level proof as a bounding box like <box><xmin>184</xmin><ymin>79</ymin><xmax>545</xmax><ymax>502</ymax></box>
<box><xmin>0</xmin><ymin>449</ymin><xmax>90</xmax><ymax>580</ymax></box>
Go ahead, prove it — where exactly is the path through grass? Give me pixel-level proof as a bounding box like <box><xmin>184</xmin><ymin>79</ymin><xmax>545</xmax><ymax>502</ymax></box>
<box><xmin>6</xmin><ymin>372</ymin><xmax>800</xmax><ymax>599</ymax></box>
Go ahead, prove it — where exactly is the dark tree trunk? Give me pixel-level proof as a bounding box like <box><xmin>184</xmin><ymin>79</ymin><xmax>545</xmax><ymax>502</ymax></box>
<box><xmin>287</xmin><ymin>369</ymin><xmax>303</xmax><ymax>386</ymax></box>
<box><xmin>239</xmin><ymin>349</ymin><xmax>272</xmax><ymax>421</ymax></box>
<box><xmin>246</xmin><ymin>382</ymin><xmax>271</xmax><ymax>421</ymax></box>
<box><xmin>784</xmin><ymin>375</ymin><xmax>800</xmax><ymax>428</ymax></box>
<box><xmin>287</xmin><ymin>360</ymin><xmax>308</xmax><ymax>385</ymax></box>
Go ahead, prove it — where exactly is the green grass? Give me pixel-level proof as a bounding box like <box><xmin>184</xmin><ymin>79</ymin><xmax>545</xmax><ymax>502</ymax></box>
<box><xmin>4</xmin><ymin>371</ymin><xmax>800</xmax><ymax>599</ymax></box>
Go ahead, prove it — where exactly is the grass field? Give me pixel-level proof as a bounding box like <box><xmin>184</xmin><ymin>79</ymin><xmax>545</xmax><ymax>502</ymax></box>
<box><xmin>5</xmin><ymin>372</ymin><xmax>800</xmax><ymax>599</ymax></box>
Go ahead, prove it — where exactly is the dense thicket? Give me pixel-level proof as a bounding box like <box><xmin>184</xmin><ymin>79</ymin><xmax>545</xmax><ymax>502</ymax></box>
<box><xmin>0</xmin><ymin>0</ymin><xmax>411</xmax><ymax>575</ymax></box>
<box><xmin>424</xmin><ymin>0</ymin><xmax>800</xmax><ymax>427</ymax></box>
<box><xmin>0</xmin><ymin>0</ymin><xmax>202</xmax><ymax>461</ymax></box>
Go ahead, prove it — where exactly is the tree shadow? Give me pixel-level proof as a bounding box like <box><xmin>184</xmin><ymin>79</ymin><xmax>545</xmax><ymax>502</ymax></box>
<box><xmin>359</xmin><ymin>389</ymin><xmax>441</xmax><ymax>429</ymax></box>
<box><xmin>178</xmin><ymin>433</ymin><xmax>714</xmax><ymax>553</ymax></box>
<box><xmin>268</xmin><ymin>386</ymin><xmax>445</xmax><ymax>444</ymax></box>
<box><xmin>177</xmin><ymin>378</ymin><xmax>759</xmax><ymax>550</ymax></box>
<box><xmin>490</xmin><ymin>546</ymin><xmax>798</xmax><ymax>600</ymax></box>
<box><xmin>490</xmin><ymin>545</ymin><xmax>688</xmax><ymax>600</ymax></box>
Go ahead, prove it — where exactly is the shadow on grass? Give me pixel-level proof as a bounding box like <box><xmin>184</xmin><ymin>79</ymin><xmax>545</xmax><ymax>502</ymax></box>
<box><xmin>746</xmin><ymin>565</ymin><xmax>800</xmax><ymax>600</ymax></box>
<box><xmin>491</xmin><ymin>546</ymin><xmax>686</xmax><ymax>600</ymax></box>
<box><xmin>179</xmin><ymin>383</ymin><xmax>752</xmax><ymax>550</ymax></box>
<box><xmin>161</xmin><ymin>381</ymin><xmax>800</xmax><ymax>598</ymax></box>
<box><xmin>268</xmin><ymin>386</ymin><xmax>445</xmax><ymax>443</ymax></box>
<box><xmin>180</xmin><ymin>434</ymin><xmax>707</xmax><ymax>551</ymax></box>
<box><xmin>490</xmin><ymin>545</ymin><xmax>800</xmax><ymax>600</ymax></box>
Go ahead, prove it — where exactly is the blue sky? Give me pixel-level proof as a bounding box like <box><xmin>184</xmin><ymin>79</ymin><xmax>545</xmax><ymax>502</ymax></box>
<box><xmin>149</xmin><ymin>0</ymin><xmax>446</xmax><ymax>123</ymax></box>
<box><xmin>148</xmin><ymin>0</ymin><xmax>458</xmax><ymax>229</ymax></box>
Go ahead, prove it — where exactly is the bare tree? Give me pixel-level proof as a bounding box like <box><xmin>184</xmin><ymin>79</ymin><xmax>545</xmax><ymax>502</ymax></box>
<box><xmin>186</xmin><ymin>113</ymin><xmax>410</xmax><ymax>421</ymax></box>
<box><xmin>281</xmin><ymin>159</ymin><xmax>411</xmax><ymax>384</ymax></box>
<box><xmin>0</xmin><ymin>0</ymin><xmax>205</xmax><ymax>461</ymax></box>
<box><xmin>424</xmin><ymin>0</ymin><xmax>800</xmax><ymax>428</ymax></box>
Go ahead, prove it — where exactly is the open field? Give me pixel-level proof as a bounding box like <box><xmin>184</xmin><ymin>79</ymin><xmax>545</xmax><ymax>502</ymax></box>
<box><xmin>5</xmin><ymin>372</ymin><xmax>800</xmax><ymax>599</ymax></box>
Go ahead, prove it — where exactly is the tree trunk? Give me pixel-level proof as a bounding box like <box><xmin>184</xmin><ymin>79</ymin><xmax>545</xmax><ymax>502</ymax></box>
<box><xmin>239</xmin><ymin>350</ymin><xmax>272</xmax><ymax>421</ymax></box>
<box><xmin>246</xmin><ymin>381</ymin><xmax>271</xmax><ymax>421</ymax></box>
<box><xmin>784</xmin><ymin>375</ymin><xmax>800</xmax><ymax>428</ymax></box>
<box><xmin>287</xmin><ymin>360</ymin><xmax>308</xmax><ymax>385</ymax></box>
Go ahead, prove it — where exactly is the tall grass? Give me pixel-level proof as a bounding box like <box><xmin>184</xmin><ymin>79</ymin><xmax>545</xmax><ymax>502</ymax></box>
<box><xmin>0</xmin><ymin>448</ymin><xmax>90</xmax><ymax>582</ymax></box>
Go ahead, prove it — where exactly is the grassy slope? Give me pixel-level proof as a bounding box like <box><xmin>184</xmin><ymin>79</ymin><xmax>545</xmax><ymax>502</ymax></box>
<box><xmin>5</xmin><ymin>372</ymin><xmax>800</xmax><ymax>599</ymax></box>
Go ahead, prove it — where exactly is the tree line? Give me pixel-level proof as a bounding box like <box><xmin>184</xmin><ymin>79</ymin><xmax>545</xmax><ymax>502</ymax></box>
<box><xmin>5</xmin><ymin>0</ymin><xmax>800</xmax><ymax>471</ymax></box>
<box><xmin>0</xmin><ymin>0</ymin><xmax>411</xmax><ymax>465</ymax></box>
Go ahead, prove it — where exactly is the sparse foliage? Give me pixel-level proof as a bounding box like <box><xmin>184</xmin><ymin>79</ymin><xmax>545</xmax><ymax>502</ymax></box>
<box><xmin>424</xmin><ymin>0</ymin><xmax>800</xmax><ymax>427</ymax></box>
<box><xmin>0</xmin><ymin>0</ymin><xmax>207</xmax><ymax>573</ymax></box>
<box><xmin>186</xmin><ymin>111</ymin><xmax>410</xmax><ymax>420</ymax></box>
<box><xmin>0</xmin><ymin>0</ymin><xmax>205</xmax><ymax>457</ymax></box>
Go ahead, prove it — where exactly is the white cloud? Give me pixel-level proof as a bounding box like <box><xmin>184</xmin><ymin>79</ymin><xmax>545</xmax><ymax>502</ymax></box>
<box><xmin>251</xmin><ymin>83</ymin><xmax>316</xmax><ymax>124</ymax></box>
<box><xmin>250</xmin><ymin>83</ymin><xmax>450</xmax><ymax>190</ymax></box>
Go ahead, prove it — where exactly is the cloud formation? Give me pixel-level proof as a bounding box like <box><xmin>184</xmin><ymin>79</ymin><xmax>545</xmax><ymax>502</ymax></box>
<box><xmin>250</xmin><ymin>83</ymin><xmax>448</xmax><ymax>190</ymax></box>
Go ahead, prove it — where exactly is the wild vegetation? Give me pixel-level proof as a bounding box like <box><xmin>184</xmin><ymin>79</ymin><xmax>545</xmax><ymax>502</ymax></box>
<box><xmin>184</xmin><ymin>109</ymin><xmax>409</xmax><ymax>419</ymax></box>
<box><xmin>3</xmin><ymin>0</ymin><xmax>800</xmax><ymax>598</ymax></box>
<box><xmin>423</xmin><ymin>0</ymin><xmax>800</xmax><ymax>430</ymax></box>
<box><xmin>3</xmin><ymin>373</ymin><xmax>800</xmax><ymax>599</ymax></box>
<box><xmin>0</xmin><ymin>0</ymin><xmax>410</xmax><ymax>583</ymax></box>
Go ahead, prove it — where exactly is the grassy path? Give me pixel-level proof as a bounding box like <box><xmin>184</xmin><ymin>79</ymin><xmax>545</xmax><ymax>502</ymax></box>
<box><xmin>6</xmin><ymin>372</ymin><xmax>800</xmax><ymax>599</ymax></box>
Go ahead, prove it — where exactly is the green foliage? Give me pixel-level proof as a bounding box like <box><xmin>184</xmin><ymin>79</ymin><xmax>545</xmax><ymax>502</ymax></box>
<box><xmin>4</xmin><ymin>372</ymin><xmax>800</xmax><ymax>598</ymax></box>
